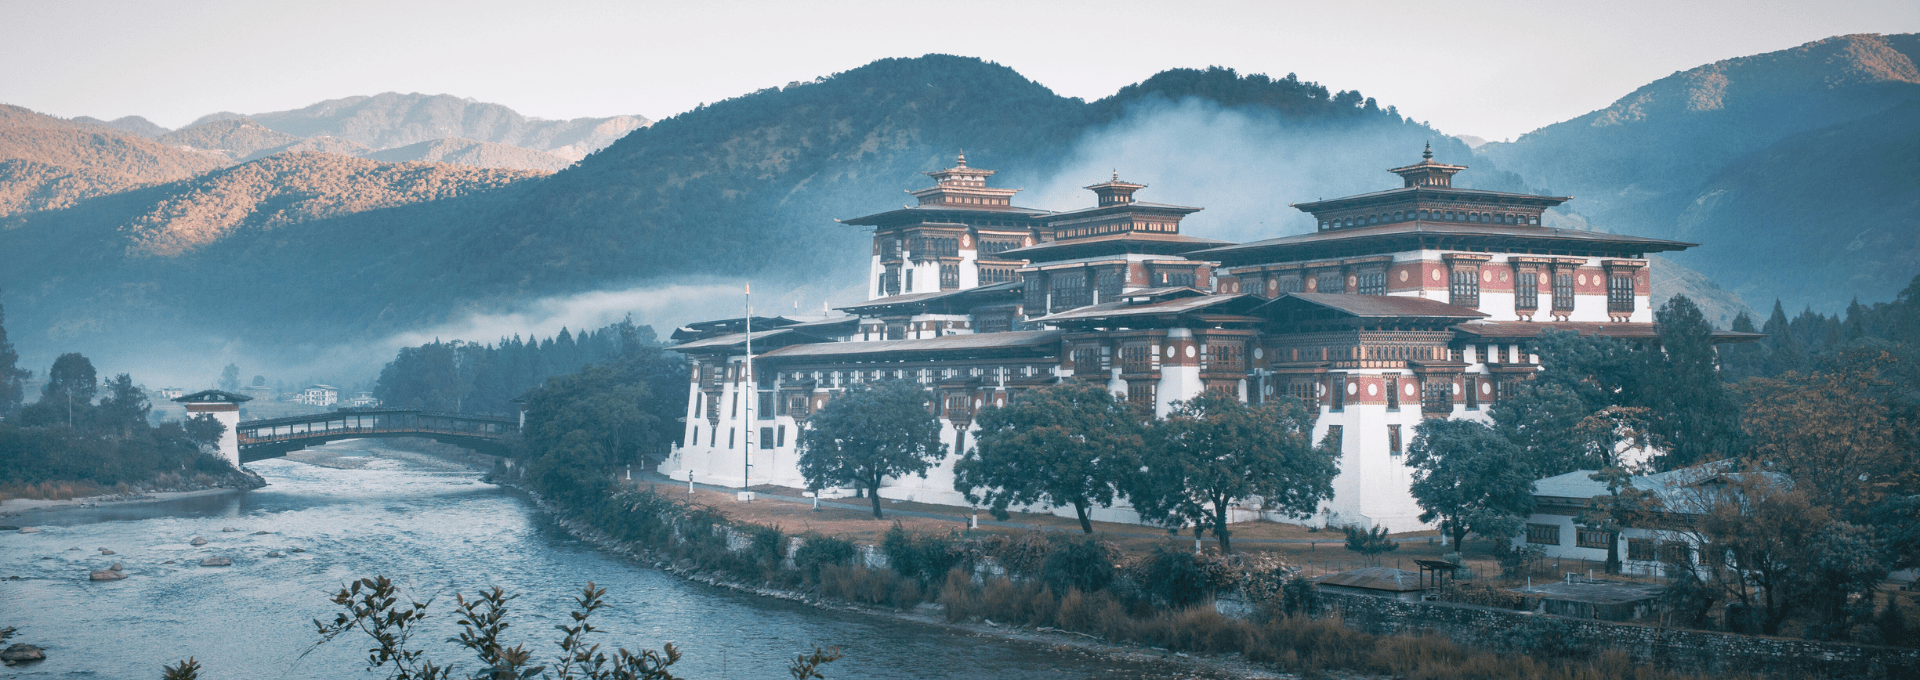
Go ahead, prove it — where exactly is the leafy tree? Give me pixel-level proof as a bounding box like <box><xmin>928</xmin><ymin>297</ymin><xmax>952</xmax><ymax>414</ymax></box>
<box><xmin>521</xmin><ymin>353</ymin><xmax>671</xmax><ymax>506</ymax></box>
<box><xmin>1342</xmin><ymin>525</ymin><xmax>1399</xmax><ymax>566</ymax></box>
<box><xmin>1640</xmin><ymin>296</ymin><xmax>1745</xmax><ymax>469</ymax></box>
<box><xmin>1738</xmin><ymin>357</ymin><xmax>1904</xmax><ymax>515</ymax></box>
<box><xmin>1405</xmin><ymin>419</ymin><xmax>1536</xmax><ymax>551</ymax></box>
<box><xmin>21</xmin><ymin>352</ymin><xmax>98</xmax><ymax>428</ymax></box>
<box><xmin>185</xmin><ymin>413</ymin><xmax>226</xmax><ymax>449</ymax></box>
<box><xmin>217</xmin><ymin>363</ymin><xmax>241</xmax><ymax>392</ymax></box>
<box><xmin>251</xmin><ymin>375</ymin><xmax>266</xmax><ymax>387</ymax></box>
<box><xmin>0</xmin><ymin>300</ymin><xmax>28</xmax><ymax>419</ymax></box>
<box><xmin>1674</xmin><ymin>473</ymin><xmax>1829</xmax><ymax>636</ymax></box>
<box><xmin>955</xmin><ymin>381</ymin><xmax>1143</xmax><ymax>533</ymax></box>
<box><xmin>798</xmin><ymin>380</ymin><xmax>946</xmax><ymax>519</ymax></box>
<box><xmin>1803</xmin><ymin>521</ymin><xmax>1889</xmax><ymax>641</ymax></box>
<box><xmin>1761</xmin><ymin>300</ymin><xmax>1808</xmax><ymax>377</ymax></box>
<box><xmin>1129</xmin><ymin>394</ymin><xmax>1333</xmax><ymax>553</ymax></box>
<box><xmin>1575</xmin><ymin>467</ymin><xmax>1662</xmax><ymax>574</ymax></box>
<box><xmin>96</xmin><ymin>373</ymin><xmax>151</xmax><ymax>438</ymax></box>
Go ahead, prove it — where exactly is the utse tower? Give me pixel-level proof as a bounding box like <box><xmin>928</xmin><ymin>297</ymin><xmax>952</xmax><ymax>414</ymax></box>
<box><xmin>662</xmin><ymin>150</ymin><xmax>1736</xmax><ymax>532</ymax></box>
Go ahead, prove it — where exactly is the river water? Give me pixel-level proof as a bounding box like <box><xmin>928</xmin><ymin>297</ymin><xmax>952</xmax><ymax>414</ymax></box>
<box><xmin>0</xmin><ymin>442</ymin><xmax>1217</xmax><ymax>679</ymax></box>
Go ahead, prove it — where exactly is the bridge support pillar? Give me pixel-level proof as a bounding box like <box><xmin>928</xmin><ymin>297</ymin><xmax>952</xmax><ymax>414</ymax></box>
<box><xmin>174</xmin><ymin>390</ymin><xmax>252</xmax><ymax>468</ymax></box>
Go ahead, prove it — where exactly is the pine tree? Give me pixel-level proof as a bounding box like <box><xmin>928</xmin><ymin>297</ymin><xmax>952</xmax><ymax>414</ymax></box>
<box><xmin>1719</xmin><ymin>311</ymin><xmax>1766</xmax><ymax>382</ymax></box>
<box><xmin>1643</xmin><ymin>296</ymin><xmax>1745</xmax><ymax>469</ymax></box>
<box><xmin>0</xmin><ymin>300</ymin><xmax>28</xmax><ymax>418</ymax></box>
<box><xmin>1761</xmin><ymin>300</ymin><xmax>1806</xmax><ymax>376</ymax></box>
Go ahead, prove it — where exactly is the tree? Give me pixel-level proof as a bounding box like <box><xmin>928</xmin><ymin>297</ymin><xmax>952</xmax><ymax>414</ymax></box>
<box><xmin>1575</xmin><ymin>466</ymin><xmax>1662</xmax><ymax>575</ymax></box>
<box><xmin>1761</xmin><ymin>300</ymin><xmax>1807</xmax><ymax>377</ymax></box>
<box><xmin>1677</xmin><ymin>474</ymin><xmax>1831</xmax><ymax>635</ymax></box>
<box><xmin>955</xmin><ymin>381</ymin><xmax>1143</xmax><ymax>533</ymax></box>
<box><xmin>251</xmin><ymin>375</ymin><xmax>266</xmax><ymax>387</ymax></box>
<box><xmin>1129</xmin><ymin>394</ymin><xmax>1334</xmax><ymax>553</ymax></box>
<box><xmin>1639</xmin><ymin>296</ymin><xmax>1745</xmax><ymax>469</ymax></box>
<box><xmin>1405</xmin><ymin>418</ymin><xmax>1536</xmax><ymax>551</ymax></box>
<box><xmin>22</xmin><ymin>352</ymin><xmax>99</xmax><ymax>428</ymax></box>
<box><xmin>1490</xmin><ymin>330</ymin><xmax>1640</xmax><ymax>477</ymax></box>
<box><xmin>1719</xmin><ymin>311</ymin><xmax>1767</xmax><ymax>382</ymax></box>
<box><xmin>217</xmin><ymin>363</ymin><xmax>241</xmax><ymax>392</ymax></box>
<box><xmin>0</xmin><ymin>300</ymin><xmax>28</xmax><ymax>418</ymax></box>
<box><xmin>1738</xmin><ymin>360</ymin><xmax>1903</xmax><ymax>515</ymax></box>
<box><xmin>96</xmin><ymin>373</ymin><xmax>151</xmax><ymax>438</ymax></box>
<box><xmin>798</xmin><ymin>380</ymin><xmax>946</xmax><ymax>519</ymax></box>
<box><xmin>1343</xmin><ymin>525</ymin><xmax>1399</xmax><ymax>566</ymax></box>
<box><xmin>521</xmin><ymin>355</ymin><xmax>667</xmax><ymax>506</ymax></box>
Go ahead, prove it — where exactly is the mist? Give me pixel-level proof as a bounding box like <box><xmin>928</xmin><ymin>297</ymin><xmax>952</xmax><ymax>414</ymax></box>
<box><xmin>1028</xmin><ymin>98</ymin><xmax>1473</xmax><ymax>244</ymax></box>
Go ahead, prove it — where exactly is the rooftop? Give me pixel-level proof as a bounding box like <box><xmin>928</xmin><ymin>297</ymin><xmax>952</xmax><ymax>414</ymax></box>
<box><xmin>1195</xmin><ymin>222</ymin><xmax>1696</xmax><ymax>263</ymax></box>
<box><xmin>1255</xmin><ymin>293</ymin><xmax>1490</xmax><ymax>320</ymax></box>
<box><xmin>1316</xmin><ymin>567</ymin><xmax>1425</xmax><ymax>592</ymax></box>
<box><xmin>757</xmin><ymin>329</ymin><xmax>1064</xmax><ymax>361</ymax></box>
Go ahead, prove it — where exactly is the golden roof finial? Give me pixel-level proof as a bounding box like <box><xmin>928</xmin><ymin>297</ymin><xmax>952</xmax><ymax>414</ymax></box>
<box><xmin>1422</xmin><ymin>141</ymin><xmax>1433</xmax><ymax>161</ymax></box>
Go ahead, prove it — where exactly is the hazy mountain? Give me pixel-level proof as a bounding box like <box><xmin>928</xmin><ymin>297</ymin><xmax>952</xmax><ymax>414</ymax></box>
<box><xmin>1481</xmin><ymin>33</ymin><xmax>1920</xmax><ymax>310</ymax></box>
<box><xmin>0</xmin><ymin>56</ymin><xmax>1757</xmax><ymax>378</ymax></box>
<box><xmin>245</xmin><ymin>93</ymin><xmax>650</xmax><ymax>160</ymax></box>
<box><xmin>364</xmin><ymin>137</ymin><xmax>571</xmax><ymax>171</ymax></box>
<box><xmin>0</xmin><ymin>105</ymin><xmax>226</xmax><ymax>218</ymax></box>
<box><xmin>71</xmin><ymin>115</ymin><xmax>169</xmax><ymax>138</ymax></box>
<box><xmin>157</xmin><ymin>118</ymin><xmax>303</xmax><ymax>162</ymax></box>
<box><xmin>238</xmin><ymin>136</ymin><xmax>374</xmax><ymax>162</ymax></box>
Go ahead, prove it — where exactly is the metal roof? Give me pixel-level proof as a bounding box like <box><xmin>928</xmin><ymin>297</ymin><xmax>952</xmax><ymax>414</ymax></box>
<box><xmin>1256</xmin><ymin>293</ymin><xmax>1489</xmax><ymax>319</ymax></box>
<box><xmin>1032</xmin><ymin>294</ymin><xmax>1254</xmax><ymax>324</ymax></box>
<box><xmin>174</xmin><ymin>389</ymin><xmax>252</xmax><ymax>403</ymax></box>
<box><xmin>836</xmin><ymin>281</ymin><xmax>1023</xmax><ymax>313</ymax></box>
<box><xmin>1290</xmin><ymin>185</ymin><xmax>1571</xmax><ymax>211</ymax></box>
<box><xmin>998</xmin><ymin>231</ymin><xmax>1229</xmax><ymax>260</ymax></box>
<box><xmin>1452</xmin><ymin>321</ymin><xmax>1767</xmax><ymax>344</ymax></box>
<box><xmin>838</xmin><ymin>204</ymin><xmax>1056</xmax><ymax>226</ymax></box>
<box><xmin>1316</xmin><ymin>567</ymin><xmax>1425</xmax><ymax>592</ymax></box>
<box><xmin>1532</xmin><ymin>461</ymin><xmax>1793</xmax><ymax>512</ymax></box>
<box><xmin>671</xmin><ymin>328</ymin><xmax>818</xmax><ymax>351</ymax></box>
<box><xmin>1194</xmin><ymin>223</ymin><xmax>1696</xmax><ymax>261</ymax></box>
<box><xmin>757</xmin><ymin>330</ymin><xmax>1064</xmax><ymax>360</ymax></box>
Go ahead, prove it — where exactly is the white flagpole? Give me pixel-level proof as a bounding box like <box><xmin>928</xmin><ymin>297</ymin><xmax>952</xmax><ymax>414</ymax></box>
<box><xmin>743</xmin><ymin>283</ymin><xmax>753</xmax><ymax>499</ymax></box>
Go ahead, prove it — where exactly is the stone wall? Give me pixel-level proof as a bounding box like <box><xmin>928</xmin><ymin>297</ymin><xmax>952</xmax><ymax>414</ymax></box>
<box><xmin>1320</xmin><ymin>591</ymin><xmax>1920</xmax><ymax>679</ymax></box>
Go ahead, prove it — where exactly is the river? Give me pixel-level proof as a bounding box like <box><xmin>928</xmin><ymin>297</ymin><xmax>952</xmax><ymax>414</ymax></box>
<box><xmin>0</xmin><ymin>442</ymin><xmax>1222</xmax><ymax>679</ymax></box>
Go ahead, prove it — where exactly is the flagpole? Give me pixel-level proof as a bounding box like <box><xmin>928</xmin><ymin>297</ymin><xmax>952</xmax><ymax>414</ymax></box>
<box><xmin>743</xmin><ymin>283</ymin><xmax>753</xmax><ymax>499</ymax></box>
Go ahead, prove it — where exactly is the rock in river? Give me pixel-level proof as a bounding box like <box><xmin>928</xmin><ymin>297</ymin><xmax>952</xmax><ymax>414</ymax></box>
<box><xmin>199</xmin><ymin>557</ymin><xmax>232</xmax><ymax>567</ymax></box>
<box><xmin>220</xmin><ymin>527</ymin><xmax>239</xmax><ymax>532</ymax></box>
<box><xmin>250</xmin><ymin>531</ymin><xmax>271</xmax><ymax>535</ymax></box>
<box><xmin>190</xmin><ymin>537</ymin><xmax>208</xmax><ymax>546</ymax></box>
<box><xmin>1</xmin><ymin>643</ymin><xmax>46</xmax><ymax>664</ymax></box>
<box><xmin>98</xmin><ymin>549</ymin><xmax>115</xmax><ymax>555</ymax></box>
<box><xmin>17</xmin><ymin>527</ymin><xmax>38</xmax><ymax>534</ymax></box>
<box><xmin>266</xmin><ymin>551</ymin><xmax>283</xmax><ymax>558</ymax></box>
<box><xmin>89</xmin><ymin>569</ymin><xmax>126</xmax><ymax>581</ymax></box>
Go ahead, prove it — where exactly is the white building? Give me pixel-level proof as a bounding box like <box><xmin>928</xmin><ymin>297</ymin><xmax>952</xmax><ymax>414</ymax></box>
<box><xmin>293</xmin><ymin>384</ymin><xmax>338</xmax><ymax>407</ymax></box>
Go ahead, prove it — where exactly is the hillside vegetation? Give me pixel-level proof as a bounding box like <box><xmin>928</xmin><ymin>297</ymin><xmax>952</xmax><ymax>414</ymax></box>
<box><xmin>0</xmin><ymin>106</ymin><xmax>227</xmax><ymax>218</ymax></box>
<box><xmin>365</xmin><ymin>137</ymin><xmax>571</xmax><ymax>171</ymax></box>
<box><xmin>1481</xmin><ymin>33</ymin><xmax>1920</xmax><ymax>310</ymax></box>
<box><xmin>245</xmin><ymin>92</ymin><xmax>650</xmax><ymax>160</ymax></box>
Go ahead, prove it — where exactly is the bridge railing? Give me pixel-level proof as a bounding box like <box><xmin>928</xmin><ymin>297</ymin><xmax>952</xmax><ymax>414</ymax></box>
<box><xmin>236</xmin><ymin>409</ymin><xmax>519</xmax><ymax>446</ymax></box>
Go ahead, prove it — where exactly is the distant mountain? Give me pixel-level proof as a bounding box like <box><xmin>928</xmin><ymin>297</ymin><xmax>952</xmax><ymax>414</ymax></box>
<box><xmin>239</xmin><ymin>136</ymin><xmax>374</xmax><ymax>162</ymax></box>
<box><xmin>0</xmin><ymin>105</ymin><xmax>226</xmax><ymax>218</ymax></box>
<box><xmin>364</xmin><ymin>137</ymin><xmax>571</xmax><ymax>172</ymax></box>
<box><xmin>1481</xmin><ymin>33</ymin><xmax>1920</xmax><ymax>310</ymax></box>
<box><xmin>0</xmin><ymin>56</ymin><xmax>1756</xmax><ymax>376</ymax></box>
<box><xmin>245</xmin><ymin>93</ymin><xmax>650</xmax><ymax>160</ymax></box>
<box><xmin>71</xmin><ymin>115</ymin><xmax>169</xmax><ymax>138</ymax></box>
<box><xmin>157</xmin><ymin>118</ymin><xmax>303</xmax><ymax>162</ymax></box>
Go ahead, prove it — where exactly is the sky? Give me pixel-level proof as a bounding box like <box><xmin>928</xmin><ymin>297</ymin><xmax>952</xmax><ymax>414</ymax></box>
<box><xmin>2</xmin><ymin>1</ymin><xmax>1917</xmax><ymax>142</ymax></box>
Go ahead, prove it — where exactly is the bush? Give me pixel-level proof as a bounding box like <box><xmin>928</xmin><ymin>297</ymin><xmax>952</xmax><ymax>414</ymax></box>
<box><xmin>1042</xmin><ymin>534</ymin><xmax>1116</xmax><ymax>594</ymax></box>
<box><xmin>881</xmin><ymin>523</ymin><xmax>967</xmax><ymax>584</ymax></box>
<box><xmin>745</xmin><ymin>523</ymin><xmax>786</xmax><ymax>571</ymax></box>
<box><xmin>1130</xmin><ymin>544</ymin><xmax>1215</xmax><ymax>608</ymax></box>
<box><xmin>793</xmin><ymin>534</ymin><xmax>858</xmax><ymax>582</ymax></box>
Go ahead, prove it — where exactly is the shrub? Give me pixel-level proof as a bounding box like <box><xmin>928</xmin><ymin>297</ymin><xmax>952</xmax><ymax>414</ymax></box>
<box><xmin>793</xmin><ymin>534</ymin><xmax>858</xmax><ymax>582</ymax></box>
<box><xmin>745</xmin><ymin>523</ymin><xmax>786</xmax><ymax>571</ymax></box>
<box><xmin>1042</xmin><ymin>534</ymin><xmax>1116</xmax><ymax>594</ymax></box>
<box><xmin>991</xmin><ymin>530</ymin><xmax>1051</xmax><ymax>578</ymax></box>
<box><xmin>881</xmin><ymin>523</ymin><xmax>966</xmax><ymax>584</ymax></box>
<box><xmin>1130</xmin><ymin>544</ymin><xmax>1214</xmax><ymax>608</ymax></box>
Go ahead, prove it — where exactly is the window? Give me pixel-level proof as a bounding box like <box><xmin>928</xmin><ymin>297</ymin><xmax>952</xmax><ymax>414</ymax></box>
<box><xmin>1388</xmin><ymin>424</ymin><xmax>1402</xmax><ymax>456</ymax></box>
<box><xmin>1317</xmin><ymin>272</ymin><xmax>1344</xmax><ymax>294</ymax></box>
<box><xmin>728</xmin><ymin>427</ymin><xmax>736</xmax><ymax>449</ymax></box>
<box><xmin>1156</xmin><ymin>271</ymin><xmax>1196</xmax><ymax>288</ymax></box>
<box><xmin>1277</xmin><ymin>277</ymin><xmax>1303</xmax><ymax>295</ymax></box>
<box><xmin>1449</xmin><ymin>268</ymin><xmax>1480</xmax><ymax>307</ymax></box>
<box><xmin>1577</xmin><ymin>529</ymin><xmax>1612</xmax><ymax>550</ymax></box>
<box><xmin>979</xmin><ymin>239</ymin><xmax>1022</xmax><ymax>256</ymax></box>
<box><xmin>940</xmin><ymin>263</ymin><xmax>960</xmax><ymax>290</ymax></box>
<box><xmin>1422</xmin><ymin>379</ymin><xmax>1452</xmax><ymax>413</ymax></box>
<box><xmin>787</xmin><ymin>394</ymin><xmax>808</xmax><ymax>417</ymax></box>
<box><xmin>731</xmin><ymin>392</ymin><xmax>739</xmax><ymax>418</ymax></box>
<box><xmin>1494</xmin><ymin>378</ymin><xmax>1516</xmax><ymax>401</ymax></box>
<box><xmin>1464</xmin><ymin>377</ymin><xmax>1478</xmax><ymax>410</ymax></box>
<box><xmin>1096</xmin><ymin>269</ymin><xmax>1124</xmax><ymax>300</ymax></box>
<box><xmin>1356</xmin><ymin>271</ymin><xmax>1386</xmax><ymax>295</ymax></box>
<box><xmin>1516</xmin><ymin>272</ymin><xmax>1539</xmax><ymax>310</ymax></box>
<box><xmin>758</xmin><ymin>392</ymin><xmax>773</xmax><ymax>418</ymax></box>
<box><xmin>1072</xmin><ymin>346</ymin><xmax>1103</xmax><ymax>375</ymax></box>
<box><xmin>1050</xmin><ymin>271</ymin><xmax>1090</xmax><ymax>310</ymax></box>
<box><xmin>1609</xmin><ymin>275</ymin><xmax>1635</xmax><ymax>313</ymax></box>
<box><xmin>980</xmin><ymin>266</ymin><xmax>1017</xmax><ymax>284</ymax></box>
<box><xmin>911</xmin><ymin>236</ymin><xmax>959</xmax><ymax>258</ymax></box>
<box><xmin>1126</xmin><ymin>380</ymin><xmax>1155</xmax><ymax>407</ymax></box>
<box><xmin>1326</xmin><ymin>425</ymin><xmax>1343</xmax><ymax>450</ymax></box>
<box><xmin>1526</xmin><ymin>523</ymin><xmax>1562</xmax><ymax>546</ymax></box>
<box><xmin>759</xmin><ymin>427</ymin><xmax>774</xmax><ymax>449</ymax></box>
<box><xmin>883</xmin><ymin>265</ymin><xmax>901</xmax><ymax>295</ymax></box>
<box><xmin>1385</xmin><ymin>375</ymin><xmax>1400</xmax><ymax>410</ymax></box>
<box><xmin>1331</xmin><ymin>376</ymin><xmax>1346</xmax><ymax>411</ymax></box>
<box><xmin>692</xmin><ymin>427</ymin><xmax>700</xmax><ymax>446</ymax></box>
<box><xmin>1628</xmin><ymin>538</ymin><xmax>1657</xmax><ymax>562</ymax></box>
<box><xmin>1208</xmin><ymin>342</ymin><xmax>1245</xmax><ymax>372</ymax></box>
<box><xmin>904</xmin><ymin>269</ymin><xmax>914</xmax><ymax>293</ymax></box>
<box><xmin>1287</xmin><ymin>380</ymin><xmax>1319</xmax><ymax>410</ymax></box>
<box><xmin>975</xmin><ymin>313</ymin><xmax>1012</xmax><ymax>334</ymax></box>
<box><xmin>1553</xmin><ymin>273</ymin><xmax>1575</xmax><ymax>310</ymax></box>
<box><xmin>1659</xmin><ymin>541</ymin><xmax>1693</xmax><ymax>565</ymax></box>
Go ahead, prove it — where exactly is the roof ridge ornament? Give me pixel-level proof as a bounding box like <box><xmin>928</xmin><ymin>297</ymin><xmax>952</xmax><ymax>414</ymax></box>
<box><xmin>1422</xmin><ymin>141</ymin><xmax>1433</xmax><ymax>161</ymax></box>
<box><xmin>956</xmin><ymin>150</ymin><xmax>966</xmax><ymax>168</ymax></box>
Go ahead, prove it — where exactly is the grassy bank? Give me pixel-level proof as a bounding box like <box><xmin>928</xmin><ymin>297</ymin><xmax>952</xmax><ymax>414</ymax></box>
<box><xmin>530</xmin><ymin>481</ymin><xmax>1788</xmax><ymax>680</ymax></box>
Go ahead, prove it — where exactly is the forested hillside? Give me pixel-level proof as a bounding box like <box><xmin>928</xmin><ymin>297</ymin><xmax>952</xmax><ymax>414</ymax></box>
<box><xmin>0</xmin><ymin>105</ymin><xmax>227</xmax><ymax>218</ymax></box>
<box><xmin>242</xmin><ymin>92</ymin><xmax>650</xmax><ymax>161</ymax></box>
<box><xmin>1480</xmin><ymin>33</ymin><xmax>1920</xmax><ymax>311</ymax></box>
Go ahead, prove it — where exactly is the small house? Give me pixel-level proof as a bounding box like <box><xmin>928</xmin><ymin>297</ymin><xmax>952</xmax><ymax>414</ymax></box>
<box><xmin>1515</xmin><ymin>578</ymin><xmax>1664</xmax><ymax>622</ymax></box>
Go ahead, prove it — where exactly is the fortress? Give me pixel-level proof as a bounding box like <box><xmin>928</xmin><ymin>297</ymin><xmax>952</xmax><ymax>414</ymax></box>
<box><xmin>660</xmin><ymin>150</ymin><xmax>1705</xmax><ymax>531</ymax></box>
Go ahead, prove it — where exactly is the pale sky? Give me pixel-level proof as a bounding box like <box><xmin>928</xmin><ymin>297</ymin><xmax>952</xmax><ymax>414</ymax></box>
<box><xmin>1</xmin><ymin>0</ymin><xmax>1916</xmax><ymax>141</ymax></box>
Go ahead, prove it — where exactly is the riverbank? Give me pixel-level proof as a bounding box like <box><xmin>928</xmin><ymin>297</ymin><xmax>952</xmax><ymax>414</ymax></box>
<box><xmin>507</xmin><ymin>479</ymin><xmax>1285</xmax><ymax>679</ymax></box>
<box><xmin>0</xmin><ymin>487</ymin><xmax>245</xmax><ymax>519</ymax></box>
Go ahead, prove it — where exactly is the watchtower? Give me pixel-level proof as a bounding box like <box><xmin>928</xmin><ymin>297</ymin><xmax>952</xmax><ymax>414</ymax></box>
<box><xmin>174</xmin><ymin>390</ymin><xmax>251</xmax><ymax>466</ymax></box>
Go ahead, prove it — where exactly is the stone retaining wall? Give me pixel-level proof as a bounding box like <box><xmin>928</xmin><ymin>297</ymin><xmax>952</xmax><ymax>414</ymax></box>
<box><xmin>1321</xmin><ymin>591</ymin><xmax>1920</xmax><ymax>679</ymax></box>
